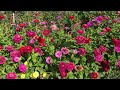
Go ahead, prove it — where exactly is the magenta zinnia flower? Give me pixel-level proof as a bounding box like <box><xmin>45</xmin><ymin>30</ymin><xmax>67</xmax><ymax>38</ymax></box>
<box><xmin>99</xmin><ymin>45</ymin><xmax>106</xmax><ymax>53</ymax></box>
<box><xmin>6</xmin><ymin>46</ymin><xmax>14</xmax><ymax>52</ymax></box>
<box><xmin>0</xmin><ymin>56</ymin><xmax>6</xmax><ymax>65</ymax></box>
<box><xmin>6</xmin><ymin>72</ymin><xmax>17</xmax><ymax>79</ymax></box>
<box><xmin>59</xmin><ymin>62</ymin><xmax>67</xmax><ymax>71</ymax></box>
<box><xmin>114</xmin><ymin>46</ymin><xmax>120</xmax><ymax>53</ymax></box>
<box><xmin>61</xmin><ymin>47</ymin><xmax>69</xmax><ymax>55</ymax></box>
<box><xmin>46</xmin><ymin>56</ymin><xmax>52</xmax><ymax>64</ymax></box>
<box><xmin>55</xmin><ymin>50</ymin><xmax>62</xmax><ymax>58</ymax></box>
<box><xmin>94</xmin><ymin>48</ymin><xmax>101</xmax><ymax>56</ymax></box>
<box><xmin>10</xmin><ymin>50</ymin><xmax>21</xmax><ymax>58</ymax></box>
<box><xmin>29</xmin><ymin>38</ymin><xmax>35</xmax><ymax>44</ymax></box>
<box><xmin>26</xmin><ymin>30</ymin><xmax>36</xmax><ymax>38</ymax></box>
<box><xmin>78</xmin><ymin>48</ymin><xmax>86</xmax><ymax>56</ymax></box>
<box><xmin>19</xmin><ymin>64</ymin><xmax>27</xmax><ymax>73</ymax></box>
<box><xmin>13</xmin><ymin>34</ymin><xmax>22</xmax><ymax>43</ymax></box>
<box><xmin>94</xmin><ymin>54</ymin><xmax>103</xmax><ymax>62</ymax></box>
<box><xmin>67</xmin><ymin>62</ymin><xmax>75</xmax><ymax>71</ymax></box>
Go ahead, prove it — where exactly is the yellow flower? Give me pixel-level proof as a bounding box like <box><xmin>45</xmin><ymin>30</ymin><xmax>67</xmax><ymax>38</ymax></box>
<box><xmin>33</xmin><ymin>71</ymin><xmax>39</xmax><ymax>79</ymax></box>
<box><xmin>30</xmin><ymin>73</ymin><xmax>33</xmax><ymax>79</ymax></box>
<box><xmin>42</xmin><ymin>72</ymin><xmax>47</xmax><ymax>78</ymax></box>
<box><xmin>21</xmin><ymin>74</ymin><xmax>25</xmax><ymax>79</ymax></box>
<box><xmin>24</xmin><ymin>61</ymin><xmax>28</xmax><ymax>66</ymax></box>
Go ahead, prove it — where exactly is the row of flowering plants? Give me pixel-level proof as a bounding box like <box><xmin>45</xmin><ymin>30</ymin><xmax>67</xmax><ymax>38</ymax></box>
<box><xmin>0</xmin><ymin>11</ymin><xmax>120</xmax><ymax>79</ymax></box>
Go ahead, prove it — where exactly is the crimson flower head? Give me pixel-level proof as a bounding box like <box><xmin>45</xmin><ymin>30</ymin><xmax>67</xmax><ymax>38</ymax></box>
<box><xmin>19</xmin><ymin>46</ymin><xmax>25</xmax><ymax>54</ymax></box>
<box><xmin>19</xmin><ymin>23</ymin><xmax>26</xmax><ymax>28</ymax></box>
<box><xmin>60</xmin><ymin>70</ymin><xmax>67</xmax><ymax>78</ymax></box>
<box><xmin>82</xmin><ymin>24</ymin><xmax>89</xmax><ymax>29</ymax></box>
<box><xmin>42</xmin><ymin>30</ymin><xmax>51</xmax><ymax>36</ymax></box>
<box><xmin>69</xmin><ymin>15</ymin><xmax>74</xmax><ymax>20</ymax></box>
<box><xmin>90</xmin><ymin>72</ymin><xmax>99</xmax><ymax>79</ymax></box>
<box><xmin>33</xmin><ymin>19</ymin><xmax>39</xmax><ymax>23</ymax></box>
<box><xmin>0</xmin><ymin>15</ymin><xmax>5</xmax><ymax>20</ymax></box>
<box><xmin>25</xmin><ymin>46</ymin><xmax>33</xmax><ymax>53</ymax></box>
<box><xmin>85</xmin><ymin>37</ymin><xmax>90</xmax><ymax>44</ymax></box>
<box><xmin>0</xmin><ymin>46</ymin><xmax>3</xmax><ymax>50</ymax></box>
<box><xmin>101</xmin><ymin>60</ymin><xmax>110</xmax><ymax>72</ymax></box>
<box><xmin>78</xmin><ymin>48</ymin><xmax>86</xmax><ymax>56</ymax></box>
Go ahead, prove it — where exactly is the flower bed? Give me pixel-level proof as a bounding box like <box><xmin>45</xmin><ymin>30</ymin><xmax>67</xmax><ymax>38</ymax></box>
<box><xmin>0</xmin><ymin>11</ymin><xmax>120</xmax><ymax>79</ymax></box>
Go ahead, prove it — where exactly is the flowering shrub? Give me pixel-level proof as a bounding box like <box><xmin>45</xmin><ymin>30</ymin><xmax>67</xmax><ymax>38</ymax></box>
<box><xmin>1</xmin><ymin>11</ymin><xmax>120</xmax><ymax>79</ymax></box>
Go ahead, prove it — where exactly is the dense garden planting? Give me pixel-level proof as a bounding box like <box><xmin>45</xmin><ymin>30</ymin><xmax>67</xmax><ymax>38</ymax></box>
<box><xmin>0</xmin><ymin>11</ymin><xmax>120</xmax><ymax>79</ymax></box>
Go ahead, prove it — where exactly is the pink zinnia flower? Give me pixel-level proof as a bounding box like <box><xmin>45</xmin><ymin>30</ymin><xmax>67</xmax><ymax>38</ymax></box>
<box><xmin>67</xmin><ymin>62</ymin><xmax>75</xmax><ymax>71</ymax></box>
<box><xmin>0</xmin><ymin>56</ymin><xmax>6</xmax><ymax>65</ymax></box>
<box><xmin>55</xmin><ymin>50</ymin><xmax>62</xmax><ymax>58</ymax></box>
<box><xmin>19</xmin><ymin>64</ymin><xmax>27</xmax><ymax>73</ymax></box>
<box><xmin>40</xmin><ymin>21</ymin><xmax>47</xmax><ymax>25</ymax></box>
<box><xmin>26</xmin><ymin>30</ymin><xmax>36</xmax><ymax>38</ymax></box>
<box><xmin>94</xmin><ymin>54</ymin><xmax>103</xmax><ymax>62</ymax></box>
<box><xmin>0</xmin><ymin>46</ymin><xmax>3</xmax><ymax>50</ymax></box>
<box><xmin>73</xmin><ymin>49</ymin><xmax>79</xmax><ymax>54</ymax></box>
<box><xmin>10</xmin><ymin>50</ymin><xmax>21</xmax><ymax>58</ymax></box>
<box><xmin>114</xmin><ymin>46</ymin><xmax>120</xmax><ymax>53</ymax></box>
<box><xmin>13</xmin><ymin>34</ymin><xmax>22</xmax><ymax>43</ymax></box>
<box><xmin>50</xmin><ymin>24</ymin><xmax>58</xmax><ymax>31</ymax></box>
<box><xmin>77</xmin><ymin>29</ymin><xmax>85</xmax><ymax>34</ymax></box>
<box><xmin>29</xmin><ymin>38</ymin><xmax>35</xmax><ymax>44</ymax></box>
<box><xmin>61</xmin><ymin>47</ymin><xmax>69</xmax><ymax>55</ymax></box>
<box><xmin>6</xmin><ymin>72</ymin><xmax>17</xmax><ymax>79</ymax></box>
<box><xmin>99</xmin><ymin>45</ymin><xmax>106</xmax><ymax>53</ymax></box>
<box><xmin>58</xmin><ymin>62</ymin><xmax>67</xmax><ymax>71</ymax></box>
<box><xmin>6</xmin><ymin>46</ymin><xmax>14</xmax><ymax>52</ymax></box>
<box><xmin>100</xmin><ymin>32</ymin><xmax>105</xmax><ymax>36</ymax></box>
<box><xmin>46</xmin><ymin>56</ymin><xmax>52</xmax><ymax>64</ymax></box>
<box><xmin>78</xmin><ymin>48</ymin><xmax>86</xmax><ymax>56</ymax></box>
<box><xmin>75</xmin><ymin>36</ymin><xmax>85</xmax><ymax>44</ymax></box>
<box><xmin>12</xmin><ymin>57</ymin><xmax>20</xmax><ymax>62</ymax></box>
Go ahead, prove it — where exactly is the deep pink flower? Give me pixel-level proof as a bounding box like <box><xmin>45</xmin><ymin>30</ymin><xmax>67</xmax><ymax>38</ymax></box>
<box><xmin>46</xmin><ymin>56</ymin><xmax>52</xmax><ymax>64</ymax></box>
<box><xmin>55</xmin><ymin>50</ymin><xmax>62</xmax><ymax>58</ymax></box>
<box><xmin>99</xmin><ymin>45</ymin><xmax>106</xmax><ymax>53</ymax></box>
<box><xmin>73</xmin><ymin>49</ymin><xmax>79</xmax><ymax>54</ymax></box>
<box><xmin>42</xmin><ymin>30</ymin><xmax>51</xmax><ymax>36</ymax></box>
<box><xmin>10</xmin><ymin>50</ymin><xmax>21</xmax><ymax>58</ymax></box>
<box><xmin>25</xmin><ymin>46</ymin><xmax>33</xmax><ymax>53</ymax></box>
<box><xmin>61</xmin><ymin>47</ymin><xmax>69</xmax><ymax>55</ymax></box>
<box><xmin>0</xmin><ymin>56</ymin><xmax>6</xmax><ymax>65</ymax></box>
<box><xmin>94</xmin><ymin>54</ymin><xmax>103</xmax><ymax>62</ymax></box>
<box><xmin>6</xmin><ymin>72</ymin><xmax>17</xmax><ymax>79</ymax></box>
<box><xmin>26</xmin><ymin>30</ymin><xmax>36</xmax><ymax>38</ymax></box>
<box><xmin>114</xmin><ymin>46</ymin><xmax>120</xmax><ymax>53</ymax></box>
<box><xmin>82</xmin><ymin>24</ymin><xmax>89</xmax><ymax>29</ymax></box>
<box><xmin>75</xmin><ymin>36</ymin><xmax>85</xmax><ymax>44</ymax></box>
<box><xmin>0</xmin><ymin>46</ymin><xmax>3</xmax><ymax>50</ymax></box>
<box><xmin>94</xmin><ymin>48</ymin><xmax>101</xmax><ymax>56</ymax></box>
<box><xmin>58</xmin><ymin>62</ymin><xmax>67</xmax><ymax>71</ymax></box>
<box><xmin>77</xmin><ymin>29</ymin><xmax>85</xmax><ymax>34</ymax></box>
<box><xmin>13</xmin><ymin>34</ymin><xmax>22</xmax><ymax>43</ymax></box>
<box><xmin>78</xmin><ymin>48</ymin><xmax>86</xmax><ymax>56</ymax></box>
<box><xmin>19</xmin><ymin>64</ymin><xmax>27</xmax><ymax>73</ymax></box>
<box><xmin>6</xmin><ymin>46</ymin><xmax>14</xmax><ymax>52</ymax></box>
<box><xmin>67</xmin><ymin>62</ymin><xmax>75</xmax><ymax>71</ymax></box>
<box><xmin>90</xmin><ymin>72</ymin><xmax>99</xmax><ymax>79</ymax></box>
